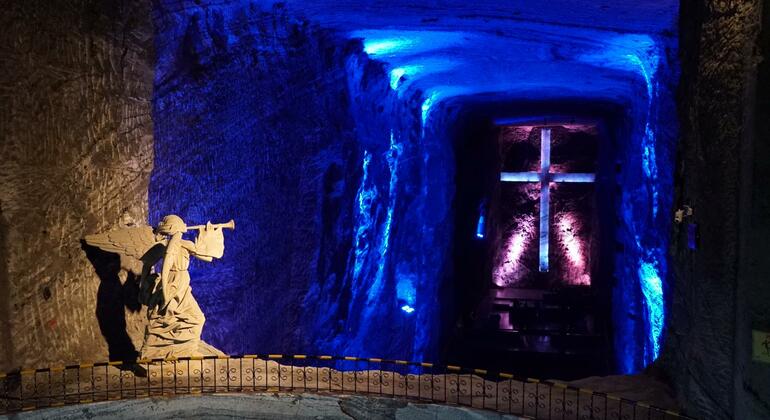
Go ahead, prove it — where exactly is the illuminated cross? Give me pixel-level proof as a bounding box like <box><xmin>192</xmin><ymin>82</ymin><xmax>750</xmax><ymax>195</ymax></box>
<box><xmin>500</xmin><ymin>128</ymin><xmax>595</xmax><ymax>272</ymax></box>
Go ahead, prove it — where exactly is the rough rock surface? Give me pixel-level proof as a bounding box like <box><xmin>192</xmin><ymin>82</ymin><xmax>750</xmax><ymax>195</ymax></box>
<box><xmin>0</xmin><ymin>0</ymin><xmax>155</xmax><ymax>370</ymax></box>
<box><xmin>148</xmin><ymin>2</ymin><xmax>363</xmax><ymax>357</ymax></box>
<box><xmin>1</xmin><ymin>0</ymin><xmax>682</xmax><ymax>375</ymax></box>
<box><xmin>1</xmin><ymin>1</ymin><xmax>768</xmax><ymax>419</ymax></box>
<box><xmin>2</xmin><ymin>393</ymin><xmax>523</xmax><ymax>420</ymax></box>
<box><xmin>663</xmin><ymin>0</ymin><xmax>769</xmax><ymax>419</ymax></box>
<box><xmin>148</xmin><ymin>1</ymin><xmax>455</xmax><ymax>363</ymax></box>
<box><xmin>567</xmin><ymin>374</ymin><xmax>678</xmax><ymax>411</ymax></box>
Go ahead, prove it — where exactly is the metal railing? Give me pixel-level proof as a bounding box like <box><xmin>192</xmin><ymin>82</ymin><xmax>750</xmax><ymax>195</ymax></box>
<box><xmin>0</xmin><ymin>355</ymin><xmax>694</xmax><ymax>419</ymax></box>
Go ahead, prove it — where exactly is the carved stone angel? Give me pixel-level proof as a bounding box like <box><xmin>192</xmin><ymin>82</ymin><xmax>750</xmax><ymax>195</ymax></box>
<box><xmin>85</xmin><ymin>215</ymin><xmax>233</xmax><ymax>359</ymax></box>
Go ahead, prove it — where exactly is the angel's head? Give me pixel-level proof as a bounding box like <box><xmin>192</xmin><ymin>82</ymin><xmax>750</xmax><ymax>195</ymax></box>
<box><xmin>157</xmin><ymin>214</ymin><xmax>187</xmax><ymax>235</ymax></box>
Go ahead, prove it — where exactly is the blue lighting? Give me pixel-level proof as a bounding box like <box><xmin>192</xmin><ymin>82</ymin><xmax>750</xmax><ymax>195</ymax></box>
<box><xmin>476</xmin><ymin>199</ymin><xmax>488</xmax><ymax>239</ymax></box>
<box><xmin>476</xmin><ymin>215</ymin><xmax>486</xmax><ymax>239</ymax></box>
<box><xmin>551</xmin><ymin>173</ymin><xmax>596</xmax><ymax>182</ymax></box>
<box><xmin>148</xmin><ymin>1</ymin><xmax>679</xmax><ymax>371</ymax></box>
<box><xmin>577</xmin><ymin>34</ymin><xmax>674</xmax><ymax>373</ymax></box>
<box><xmin>352</xmin><ymin>29</ymin><xmax>468</xmax><ymax>58</ymax></box>
<box><xmin>388</xmin><ymin>65</ymin><xmax>423</xmax><ymax>90</ymax></box>
<box><xmin>538</xmin><ymin>129</ymin><xmax>551</xmax><ymax>272</ymax></box>
<box><xmin>421</xmin><ymin>92</ymin><xmax>439</xmax><ymax>127</ymax></box>
<box><xmin>578</xmin><ymin>35</ymin><xmax>658</xmax><ymax>74</ymax></box>
<box><xmin>580</xmin><ymin>36</ymin><xmax>662</xmax><ymax>220</ymax></box>
<box><xmin>366</xmin><ymin>131</ymin><xmax>403</xmax><ymax>305</ymax></box>
<box><xmin>335</xmin><ymin>131</ymin><xmax>407</xmax><ymax>359</ymax></box>
<box><xmin>627</xmin><ymin>52</ymin><xmax>661</xmax><ymax>218</ymax></box>
<box><xmin>500</xmin><ymin>172</ymin><xmax>540</xmax><ymax>182</ymax></box>
<box><xmin>639</xmin><ymin>262</ymin><xmax>664</xmax><ymax>360</ymax></box>
<box><xmin>363</xmin><ymin>38</ymin><xmax>415</xmax><ymax>56</ymax></box>
<box><xmin>396</xmin><ymin>275</ymin><xmax>416</xmax><ymax>305</ymax></box>
<box><xmin>352</xmin><ymin>151</ymin><xmax>377</xmax><ymax>279</ymax></box>
<box><xmin>389</xmin><ymin>68</ymin><xmax>407</xmax><ymax>90</ymax></box>
<box><xmin>387</xmin><ymin>59</ymin><xmax>461</xmax><ymax>93</ymax></box>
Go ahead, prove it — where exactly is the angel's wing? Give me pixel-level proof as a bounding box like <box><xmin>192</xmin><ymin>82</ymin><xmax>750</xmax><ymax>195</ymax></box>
<box><xmin>84</xmin><ymin>226</ymin><xmax>161</xmax><ymax>260</ymax></box>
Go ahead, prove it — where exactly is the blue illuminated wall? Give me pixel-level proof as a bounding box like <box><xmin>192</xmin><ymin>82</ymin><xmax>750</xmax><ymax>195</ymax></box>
<box><xmin>302</xmin><ymin>52</ymin><xmax>456</xmax><ymax>362</ymax></box>
<box><xmin>149</xmin><ymin>1</ymin><xmax>454</xmax><ymax>362</ymax></box>
<box><xmin>149</xmin><ymin>3</ymin><xmax>363</xmax><ymax>355</ymax></box>
<box><xmin>149</xmin><ymin>0</ymin><xmax>679</xmax><ymax>372</ymax></box>
<box><xmin>606</xmin><ymin>37</ymin><xmax>679</xmax><ymax>373</ymax></box>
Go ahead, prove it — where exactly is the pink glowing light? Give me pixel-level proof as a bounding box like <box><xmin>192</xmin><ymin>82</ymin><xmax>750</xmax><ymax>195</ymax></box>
<box><xmin>493</xmin><ymin>215</ymin><xmax>535</xmax><ymax>286</ymax></box>
<box><xmin>556</xmin><ymin>213</ymin><xmax>591</xmax><ymax>285</ymax></box>
<box><xmin>500</xmin><ymin>128</ymin><xmax>595</xmax><ymax>272</ymax></box>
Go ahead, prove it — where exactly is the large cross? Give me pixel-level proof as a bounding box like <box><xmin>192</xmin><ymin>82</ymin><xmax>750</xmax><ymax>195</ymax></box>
<box><xmin>500</xmin><ymin>128</ymin><xmax>595</xmax><ymax>272</ymax></box>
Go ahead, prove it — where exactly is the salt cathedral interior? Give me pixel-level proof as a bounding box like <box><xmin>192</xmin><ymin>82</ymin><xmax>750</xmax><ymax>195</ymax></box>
<box><xmin>1</xmin><ymin>1</ymin><xmax>768</xmax><ymax>419</ymax></box>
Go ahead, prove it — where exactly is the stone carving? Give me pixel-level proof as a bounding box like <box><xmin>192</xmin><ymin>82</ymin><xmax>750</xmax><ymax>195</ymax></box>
<box><xmin>85</xmin><ymin>215</ymin><xmax>234</xmax><ymax>359</ymax></box>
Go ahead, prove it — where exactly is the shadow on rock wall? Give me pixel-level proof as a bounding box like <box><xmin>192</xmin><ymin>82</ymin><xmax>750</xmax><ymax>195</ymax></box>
<box><xmin>81</xmin><ymin>243</ymin><xmax>142</xmax><ymax>362</ymax></box>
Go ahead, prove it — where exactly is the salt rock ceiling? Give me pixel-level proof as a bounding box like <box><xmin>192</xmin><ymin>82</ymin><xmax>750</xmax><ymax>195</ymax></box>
<box><xmin>161</xmin><ymin>0</ymin><xmax>680</xmax><ymax>108</ymax></box>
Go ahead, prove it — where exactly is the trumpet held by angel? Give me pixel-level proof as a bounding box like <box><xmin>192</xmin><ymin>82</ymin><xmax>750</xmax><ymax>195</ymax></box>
<box><xmin>85</xmin><ymin>215</ymin><xmax>234</xmax><ymax>359</ymax></box>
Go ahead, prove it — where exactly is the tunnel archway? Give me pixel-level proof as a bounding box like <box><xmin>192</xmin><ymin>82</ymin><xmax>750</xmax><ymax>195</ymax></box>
<box><xmin>443</xmin><ymin>100</ymin><xmax>629</xmax><ymax>378</ymax></box>
<box><xmin>147</xmin><ymin>0</ymin><xmax>679</xmax><ymax>378</ymax></box>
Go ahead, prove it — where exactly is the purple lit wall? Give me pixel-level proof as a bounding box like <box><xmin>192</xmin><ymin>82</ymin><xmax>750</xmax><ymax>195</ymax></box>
<box><xmin>494</xmin><ymin>125</ymin><xmax>598</xmax><ymax>288</ymax></box>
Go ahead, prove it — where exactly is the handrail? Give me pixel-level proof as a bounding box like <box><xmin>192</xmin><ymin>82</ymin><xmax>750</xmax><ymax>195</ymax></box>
<box><xmin>0</xmin><ymin>354</ymin><xmax>695</xmax><ymax>419</ymax></box>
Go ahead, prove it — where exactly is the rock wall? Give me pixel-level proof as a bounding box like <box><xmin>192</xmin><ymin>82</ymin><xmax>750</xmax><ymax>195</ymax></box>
<box><xmin>0</xmin><ymin>0</ymin><xmax>154</xmax><ymax>370</ymax></box>
<box><xmin>149</xmin><ymin>1</ymin><xmax>361</xmax><ymax>356</ymax></box>
<box><xmin>4</xmin><ymin>8</ymin><xmax>768</xmax><ymax>420</ymax></box>
<box><xmin>313</xmin><ymin>54</ymin><xmax>458</xmax><ymax>362</ymax></box>
<box><xmin>150</xmin><ymin>1</ymin><xmax>457</xmax><ymax>363</ymax></box>
<box><xmin>664</xmin><ymin>0</ymin><xmax>768</xmax><ymax>418</ymax></box>
<box><xmin>0</xmin><ymin>0</ymin><xmax>459</xmax><ymax>369</ymax></box>
<box><xmin>743</xmin><ymin>3</ymin><xmax>770</xmax><ymax>418</ymax></box>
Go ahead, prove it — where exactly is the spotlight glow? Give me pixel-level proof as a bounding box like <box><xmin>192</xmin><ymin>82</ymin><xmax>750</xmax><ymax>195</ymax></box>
<box><xmin>421</xmin><ymin>92</ymin><xmax>439</xmax><ymax>127</ymax></box>
<box><xmin>352</xmin><ymin>151</ymin><xmax>376</xmax><ymax>280</ymax></box>
<box><xmin>367</xmin><ymin>131</ymin><xmax>403</xmax><ymax>305</ymax></box>
<box><xmin>475</xmin><ymin>215</ymin><xmax>486</xmax><ymax>239</ymax></box>
<box><xmin>389</xmin><ymin>65</ymin><xmax>423</xmax><ymax>90</ymax></box>
<box><xmin>396</xmin><ymin>275</ymin><xmax>416</xmax><ymax>306</ymax></box>
<box><xmin>401</xmin><ymin>305</ymin><xmax>415</xmax><ymax>314</ymax></box>
<box><xmin>639</xmin><ymin>262</ymin><xmax>664</xmax><ymax>360</ymax></box>
<box><xmin>352</xmin><ymin>29</ymin><xmax>468</xmax><ymax>58</ymax></box>
<box><xmin>500</xmin><ymin>128</ymin><xmax>595</xmax><ymax>272</ymax></box>
<box><xmin>389</xmin><ymin>68</ymin><xmax>407</xmax><ymax>90</ymax></box>
<box><xmin>556</xmin><ymin>213</ymin><xmax>590</xmax><ymax>286</ymax></box>
<box><xmin>362</xmin><ymin>38</ymin><xmax>415</xmax><ymax>56</ymax></box>
<box><xmin>493</xmin><ymin>215</ymin><xmax>535</xmax><ymax>286</ymax></box>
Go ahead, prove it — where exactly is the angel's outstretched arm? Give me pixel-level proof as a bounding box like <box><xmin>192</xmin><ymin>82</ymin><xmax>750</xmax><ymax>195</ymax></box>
<box><xmin>181</xmin><ymin>238</ymin><xmax>214</xmax><ymax>262</ymax></box>
<box><xmin>161</xmin><ymin>233</ymin><xmax>182</xmax><ymax>308</ymax></box>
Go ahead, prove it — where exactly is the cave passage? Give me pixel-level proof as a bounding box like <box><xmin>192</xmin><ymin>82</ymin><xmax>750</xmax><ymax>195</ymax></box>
<box><xmin>9</xmin><ymin>0</ymin><xmax>770</xmax><ymax>417</ymax></box>
<box><xmin>445</xmin><ymin>110</ymin><xmax>621</xmax><ymax>379</ymax></box>
<box><xmin>144</xmin><ymin>0</ymin><xmax>678</xmax><ymax>379</ymax></box>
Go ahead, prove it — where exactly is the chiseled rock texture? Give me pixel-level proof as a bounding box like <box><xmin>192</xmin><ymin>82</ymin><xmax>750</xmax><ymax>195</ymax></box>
<box><xmin>663</xmin><ymin>0</ymin><xmax>769</xmax><ymax>419</ymax></box>
<box><xmin>0</xmin><ymin>0</ymin><xmax>154</xmax><ymax>370</ymax></box>
<box><xmin>149</xmin><ymin>0</ymin><xmax>451</xmax><ymax>363</ymax></box>
<box><xmin>1</xmin><ymin>1</ymin><xmax>769</xmax><ymax>420</ymax></box>
<box><xmin>2</xmin><ymin>393</ymin><xmax>523</xmax><ymax>420</ymax></box>
<box><xmin>148</xmin><ymin>2</ymin><xmax>362</xmax><ymax>357</ymax></box>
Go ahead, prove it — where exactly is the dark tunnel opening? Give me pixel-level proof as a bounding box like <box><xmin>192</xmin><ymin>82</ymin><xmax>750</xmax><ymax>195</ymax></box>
<box><xmin>442</xmin><ymin>99</ymin><xmax>629</xmax><ymax>379</ymax></box>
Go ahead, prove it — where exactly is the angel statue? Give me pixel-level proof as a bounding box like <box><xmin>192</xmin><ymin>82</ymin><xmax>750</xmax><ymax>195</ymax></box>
<box><xmin>85</xmin><ymin>215</ymin><xmax>234</xmax><ymax>359</ymax></box>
